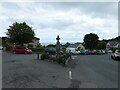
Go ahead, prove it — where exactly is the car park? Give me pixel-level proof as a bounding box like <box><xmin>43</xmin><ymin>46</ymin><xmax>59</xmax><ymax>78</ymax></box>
<box><xmin>11</xmin><ymin>47</ymin><xmax>32</xmax><ymax>54</ymax></box>
<box><xmin>111</xmin><ymin>50</ymin><xmax>120</xmax><ymax>60</ymax></box>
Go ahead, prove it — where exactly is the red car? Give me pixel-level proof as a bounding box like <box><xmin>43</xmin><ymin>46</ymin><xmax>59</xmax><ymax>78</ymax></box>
<box><xmin>11</xmin><ymin>47</ymin><xmax>32</xmax><ymax>54</ymax></box>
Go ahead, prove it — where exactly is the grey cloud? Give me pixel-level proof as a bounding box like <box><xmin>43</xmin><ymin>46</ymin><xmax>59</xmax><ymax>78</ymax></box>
<box><xmin>0</xmin><ymin>2</ymin><xmax>118</xmax><ymax>42</ymax></box>
<box><xmin>42</xmin><ymin>2</ymin><xmax>117</xmax><ymax>18</ymax></box>
<box><xmin>1</xmin><ymin>2</ymin><xmax>21</xmax><ymax>10</ymax></box>
<box><xmin>38</xmin><ymin>18</ymin><xmax>74</xmax><ymax>30</ymax></box>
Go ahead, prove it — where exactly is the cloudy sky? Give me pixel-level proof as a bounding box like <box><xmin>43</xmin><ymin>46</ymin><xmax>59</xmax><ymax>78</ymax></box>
<box><xmin>0</xmin><ymin>2</ymin><xmax>118</xmax><ymax>43</ymax></box>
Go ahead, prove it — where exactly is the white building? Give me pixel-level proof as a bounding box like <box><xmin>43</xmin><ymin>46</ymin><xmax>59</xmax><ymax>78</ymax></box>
<box><xmin>106</xmin><ymin>41</ymin><xmax>120</xmax><ymax>49</ymax></box>
<box><xmin>66</xmin><ymin>43</ymin><xmax>85</xmax><ymax>54</ymax></box>
<box><xmin>25</xmin><ymin>37</ymin><xmax>40</xmax><ymax>48</ymax></box>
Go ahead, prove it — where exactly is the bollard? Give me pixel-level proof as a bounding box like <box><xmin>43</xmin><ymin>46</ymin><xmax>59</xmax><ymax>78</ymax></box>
<box><xmin>37</xmin><ymin>53</ymin><xmax>40</xmax><ymax>60</ymax></box>
<box><xmin>63</xmin><ymin>59</ymin><xmax>66</xmax><ymax>66</ymax></box>
<box><xmin>69</xmin><ymin>53</ymin><xmax>71</xmax><ymax>59</ymax></box>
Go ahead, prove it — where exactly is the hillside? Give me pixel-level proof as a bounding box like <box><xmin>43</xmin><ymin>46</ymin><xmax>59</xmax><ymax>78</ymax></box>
<box><xmin>103</xmin><ymin>36</ymin><xmax>120</xmax><ymax>42</ymax></box>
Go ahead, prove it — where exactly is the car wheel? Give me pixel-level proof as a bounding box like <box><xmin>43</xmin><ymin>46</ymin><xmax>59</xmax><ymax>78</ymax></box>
<box><xmin>113</xmin><ymin>56</ymin><xmax>116</xmax><ymax>60</ymax></box>
<box><xmin>111</xmin><ymin>56</ymin><xmax>113</xmax><ymax>59</ymax></box>
<box><xmin>25</xmin><ymin>52</ymin><xmax>27</xmax><ymax>54</ymax></box>
<box><xmin>13</xmin><ymin>51</ymin><xmax>16</xmax><ymax>54</ymax></box>
<box><xmin>114</xmin><ymin>57</ymin><xmax>117</xmax><ymax>60</ymax></box>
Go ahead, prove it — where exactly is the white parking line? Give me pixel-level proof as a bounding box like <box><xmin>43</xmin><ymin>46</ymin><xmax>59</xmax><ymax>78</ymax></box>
<box><xmin>69</xmin><ymin>71</ymin><xmax>72</xmax><ymax>79</ymax></box>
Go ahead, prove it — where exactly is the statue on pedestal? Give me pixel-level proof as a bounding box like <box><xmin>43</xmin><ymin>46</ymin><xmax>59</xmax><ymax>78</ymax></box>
<box><xmin>56</xmin><ymin>35</ymin><xmax>61</xmax><ymax>55</ymax></box>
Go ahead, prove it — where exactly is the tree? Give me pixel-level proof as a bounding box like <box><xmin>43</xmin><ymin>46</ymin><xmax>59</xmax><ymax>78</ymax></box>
<box><xmin>46</xmin><ymin>44</ymin><xmax>56</xmax><ymax>47</ymax></box>
<box><xmin>103</xmin><ymin>36</ymin><xmax>120</xmax><ymax>43</ymax></box>
<box><xmin>2</xmin><ymin>37</ymin><xmax>11</xmax><ymax>47</ymax></box>
<box><xmin>97</xmin><ymin>41</ymin><xmax>106</xmax><ymax>50</ymax></box>
<box><xmin>63</xmin><ymin>42</ymin><xmax>70</xmax><ymax>48</ymax></box>
<box><xmin>84</xmin><ymin>33</ymin><xmax>99</xmax><ymax>50</ymax></box>
<box><xmin>6</xmin><ymin>22</ymin><xmax>35</xmax><ymax>46</ymax></box>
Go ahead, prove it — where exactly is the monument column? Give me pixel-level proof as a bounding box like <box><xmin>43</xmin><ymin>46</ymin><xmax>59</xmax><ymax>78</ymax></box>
<box><xmin>56</xmin><ymin>35</ymin><xmax>61</xmax><ymax>55</ymax></box>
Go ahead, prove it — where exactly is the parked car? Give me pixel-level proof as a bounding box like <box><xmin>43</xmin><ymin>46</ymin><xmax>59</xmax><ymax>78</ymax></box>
<box><xmin>102</xmin><ymin>50</ymin><xmax>107</xmax><ymax>54</ymax></box>
<box><xmin>66</xmin><ymin>48</ymin><xmax>80</xmax><ymax>55</ymax></box>
<box><xmin>97</xmin><ymin>50</ymin><xmax>103</xmax><ymax>55</ymax></box>
<box><xmin>89</xmin><ymin>50</ymin><xmax>97</xmax><ymax>55</ymax></box>
<box><xmin>80</xmin><ymin>50</ymin><xmax>89</xmax><ymax>55</ymax></box>
<box><xmin>70</xmin><ymin>50</ymin><xmax>80</xmax><ymax>55</ymax></box>
<box><xmin>11</xmin><ymin>47</ymin><xmax>32</xmax><ymax>54</ymax></box>
<box><xmin>97</xmin><ymin>50</ymin><xmax>107</xmax><ymax>55</ymax></box>
<box><xmin>107</xmin><ymin>50</ymin><xmax>113</xmax><ymax>53</ymax></box>
<box><xmin>45</xmin><ymin>48</ymin><xmax>56</xmax><ymax>54</ymax></box>
<box><xmin>111</xmin><ymin>50</ymin><xmax>120</xmax><ymax>60</ymax></box>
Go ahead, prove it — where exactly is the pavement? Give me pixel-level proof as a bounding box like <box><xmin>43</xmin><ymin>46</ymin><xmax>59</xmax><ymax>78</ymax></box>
<box><xmin>2</xmin><ymin>51</ymin><xmax>119</xmax><ymax>88</ymax></box>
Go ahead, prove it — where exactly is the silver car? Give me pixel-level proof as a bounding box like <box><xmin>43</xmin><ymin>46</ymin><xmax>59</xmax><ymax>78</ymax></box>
<box><xmin>111</xmin><ymin>50</ymin><xmax>120</xmax><ymax>60</ymax></box>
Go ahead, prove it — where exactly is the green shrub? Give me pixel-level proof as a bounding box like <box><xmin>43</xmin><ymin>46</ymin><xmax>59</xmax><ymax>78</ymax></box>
<box><xmin>49</xmin><ymin>55</ymin><xmax>56</xmax><ymax>61</ymax></box>
<box><xmin>64</xmin><ymin>53</ymin><xmax>71</xmax><ymax>59</ymax></box>
<box><xmin>35</xmin><ymin>47</ymin><xmax>41</xmax><ymax>52</ymax></box>
<box><xmin>31</xmin><ymin>47</ymin><xmax>45</xmax><ymax>53</ymax></box>
<box><xmin>110</xmin><ymin>47</ymin><xmax>120</xmax><ymax>53</ymax></box>
<box><xmin>36</xmin><ymin>44</ymin><xmax>42</xmax><ymax>48</ymax></box>
<box><xmin>27</xmin><ymin>44</ymin><xmax>33</xmax><ymax>48</ymax></box>
<box><xmin>56</xmin><ymin>56</ymin><xmax>65</xmax><ymax>64</ymax></box>
<box><xmin>5</xmin><ymin>45</ymin><xmax>12</xmax><ymax>51</ymax></box>
<box><xmin>41</xmin><ymin>53</ymin><xmax>49</xmax><ymax>60</ymax></box>
<box><xmin>61</xmin><ymin>46</ymin><xmax>66</xmax><ymax>53</ymax></box>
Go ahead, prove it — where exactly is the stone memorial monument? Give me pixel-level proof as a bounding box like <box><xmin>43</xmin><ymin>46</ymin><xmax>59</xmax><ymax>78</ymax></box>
<box><xmin>56</xmin><ymin>35</ymin><xmax>61</xmax><ymax>55</ymax></box>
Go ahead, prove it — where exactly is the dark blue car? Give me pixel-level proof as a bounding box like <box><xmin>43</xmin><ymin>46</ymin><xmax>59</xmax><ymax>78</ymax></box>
<box><xmin>45</xmin><ymin>48</ymin><xmax>56</xmax><ymax>54</ymax></box>
<box><xmin>80</xmin><ymin>50</ymin><xmax>89</xmax><ymax>55</ymax></box>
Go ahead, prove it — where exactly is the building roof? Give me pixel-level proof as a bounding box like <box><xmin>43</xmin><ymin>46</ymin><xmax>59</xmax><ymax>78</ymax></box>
<box><xmin>107</xmin><ymin>41</ymin><xmax>120</xmax><ymax>46</ymax></box>
<box><xmin>68</xmin><ymin>43</ymin><xmax>82</xmax><ymax>48</ymax></box>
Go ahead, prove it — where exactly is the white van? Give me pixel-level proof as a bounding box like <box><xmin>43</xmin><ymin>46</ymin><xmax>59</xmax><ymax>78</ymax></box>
<box><xmin>66</xmin><ymin>48</ymin><xmax>80</xmax><ymax>55</ymax></box>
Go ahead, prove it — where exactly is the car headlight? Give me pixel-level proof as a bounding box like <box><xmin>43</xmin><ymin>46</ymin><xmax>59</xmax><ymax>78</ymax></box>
<box><xmin>115</xmin><ymin>53</ymin><xmax>119</xmax><ymax>57</ymax></box>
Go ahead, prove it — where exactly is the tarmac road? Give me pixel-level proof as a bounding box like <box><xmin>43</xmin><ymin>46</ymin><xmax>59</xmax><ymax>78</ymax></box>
<box><xmin>68</xmin><ymin>54</ymin><xmax>118</xmax><ymax>88</ymax></box>
<box><xmin>0</xmin><ymin>50</ymin><xmax>2</xmax><ymax>89</ymax></box>
<box><xmin>2</xmin><ymin>52</ymin><xmax>118</xmax><ymax>88</ymax></box>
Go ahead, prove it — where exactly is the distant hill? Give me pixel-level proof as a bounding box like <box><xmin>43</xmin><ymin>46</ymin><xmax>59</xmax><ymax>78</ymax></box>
<box><xmin>102</xmin><ymin>36</ymin><xmax>120</xmax><ymax>42</ymax></box>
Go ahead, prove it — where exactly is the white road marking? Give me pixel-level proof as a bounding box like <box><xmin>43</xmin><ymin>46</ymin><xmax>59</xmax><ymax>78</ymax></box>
<box><xmin>69</xmin><ymin>71</ymin><xmax>72</xmax><ymax>79</ymax></box>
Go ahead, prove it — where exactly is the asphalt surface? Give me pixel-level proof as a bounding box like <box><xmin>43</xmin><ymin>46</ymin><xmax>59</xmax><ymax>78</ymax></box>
<box><xmin>69</xmin><ymin>54</ymin><xmax>118</xmax><ymax>88</ymax></box>
<box><xmin>0</xmin><ymin>50</ymin><xmax>2</xmax><ymax>89</ymax></box>
<box><xmin>2</xmin><ymin>51</ymin><xmax>119</xmax><ymax>88</ymax></box>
